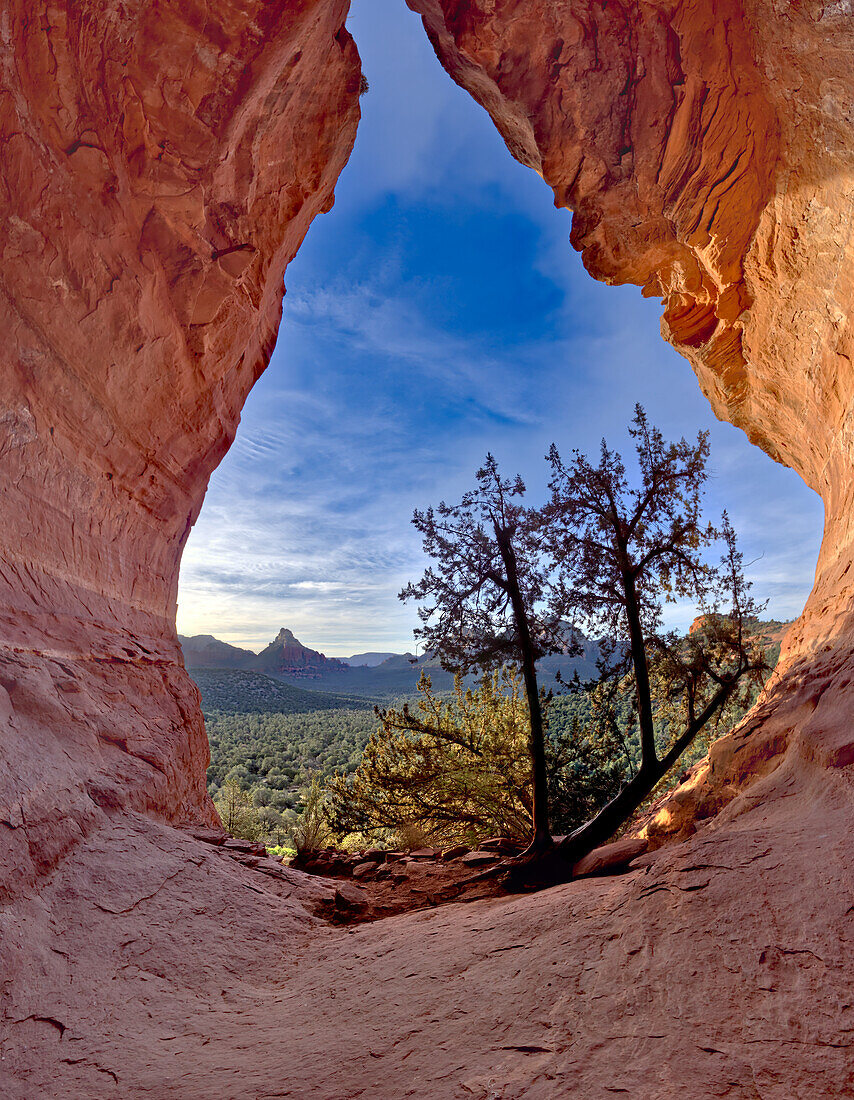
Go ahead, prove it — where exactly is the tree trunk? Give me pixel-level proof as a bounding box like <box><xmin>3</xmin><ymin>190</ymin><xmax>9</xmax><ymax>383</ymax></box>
<box><xmin>495</xmin><ymin>525</ymin><xmax>552</xmax><ymax>853</ymax></box>
<box><xmin>557</xmin><ymin>679</ymin><xmax>735</xmax><ymax>868</ymax></box>
<box><xmin>519</xmin><ymin>644</ymin><xmax>551</xmax><ymax>853</ymax></box>
<box><xmin>621</xmin><ymin>567</ymin><xmax>657</xmax><ymax>769</ymax></box>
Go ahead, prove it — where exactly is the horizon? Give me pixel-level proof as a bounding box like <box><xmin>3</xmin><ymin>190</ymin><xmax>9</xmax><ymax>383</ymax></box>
<box><xmin>180</xmin><ymin>614</ymin><xmax>795</xmax><ymax>662</ymax></box>
<box><xmin>176</xmin><ymin>0</ymin><xmax>824</xmax><ymax>655</ymax></box>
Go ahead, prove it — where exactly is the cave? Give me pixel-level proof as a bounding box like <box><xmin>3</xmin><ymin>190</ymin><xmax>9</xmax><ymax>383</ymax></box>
<box><xmin>1</xmin><ymin>1</ymin><xmax>853</xmax><ymax>1095</ymax></box>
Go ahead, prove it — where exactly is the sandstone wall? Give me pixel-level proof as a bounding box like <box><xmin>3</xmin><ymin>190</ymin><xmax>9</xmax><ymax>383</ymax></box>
<box><xmin>0</xmin><ymin>0</ymin><xmax>361</xmax><ymax>901</ymax></box>
<box><xmin>2</xmin><ymin>4</ymin><xmax>854</xmax><ymax>1092</ymax></box>
<box><xmin>1</xmin><ymin>0</ymin><xmax>853</xmax><ymax>897</ymax></box>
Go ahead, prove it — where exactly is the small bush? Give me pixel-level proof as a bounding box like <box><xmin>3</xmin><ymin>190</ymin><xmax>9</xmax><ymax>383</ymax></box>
<box><xmin>292</xmin><ymin>778</ymin><xmax>332</xmax><ymax>857</ymax></box>
<box><xmin>215</xmin><ymin>778</ymin><xmax>261</xmax><ymax>841</ymax></box>
<box><xmin>396</xmin><ymin>822</ymin><xmax>431</xmax><ymax>851</ymax></box>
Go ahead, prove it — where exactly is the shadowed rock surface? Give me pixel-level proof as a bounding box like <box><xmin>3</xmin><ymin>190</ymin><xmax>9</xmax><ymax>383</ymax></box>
<box><xmin>1</xmin><ymin>1</ymin><xmax>853</xmax><ymax>1095</ymax></box>
<box><xmin>4</xmin><ymin>766</ymin><xmax>853</xmax><ymax>1098</ymax></box>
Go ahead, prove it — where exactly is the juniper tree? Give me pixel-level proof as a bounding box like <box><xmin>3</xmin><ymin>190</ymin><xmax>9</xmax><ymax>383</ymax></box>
<box><xmin>215</xmin><ymin>778</ymin><xmax>261</xmax><ymax>841</ymax></box>
<box><xmin>327</xmin><ymin>669</ymin><xmax>537</xmax><ymax>844</ymax></box>
<box><xmin>546</xmin><ymin>407</ymin><xmax>769</xmax><ymax>866</ymax></box>
<box><xmin>400</xmin><ymin>455</ymin><xmax>567</xmax><ymax>853</ymax></box>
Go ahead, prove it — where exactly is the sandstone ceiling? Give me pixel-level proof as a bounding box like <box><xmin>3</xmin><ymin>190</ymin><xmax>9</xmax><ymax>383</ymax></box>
<box><xmin>1</xmin><ymin>1</ymin><xmax>853</xmax><ymax>1095</ymax></box>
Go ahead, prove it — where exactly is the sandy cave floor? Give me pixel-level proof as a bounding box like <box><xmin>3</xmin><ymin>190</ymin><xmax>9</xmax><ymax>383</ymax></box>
<box><xmin>2</xmin><ymin>756</ymin><xmax>854</xmax><ymax>1100</ymax></box>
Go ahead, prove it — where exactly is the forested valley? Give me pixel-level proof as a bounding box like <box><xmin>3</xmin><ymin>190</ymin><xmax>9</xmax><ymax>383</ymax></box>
<box><xmin>198</xmin><ymin>615</ymin><xmax>788</xmax><ymax>855</ymax></box>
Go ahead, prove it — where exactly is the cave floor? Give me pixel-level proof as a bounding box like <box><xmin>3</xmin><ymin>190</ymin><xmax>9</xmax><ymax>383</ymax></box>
<box><xmin>2</xmin><ymin>758</ymin><xmax>853</xmax><ymax>1100</ymax></box>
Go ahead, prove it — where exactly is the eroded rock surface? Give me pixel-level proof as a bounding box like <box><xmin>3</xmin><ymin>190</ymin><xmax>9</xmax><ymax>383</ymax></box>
<box><xmin>2</xmin><ymin>1</ymin><xmax>854</xmax><ymax>1095</ymax></box>
<box><xmin>0</xmin><ymin>0</ymin><xmax>361</xmax><ymax>899</ymax></box>
<box><xmin>3</xmin><ymin>761</ymin><xmax>853</xmax><ymax>1098</ymax></box>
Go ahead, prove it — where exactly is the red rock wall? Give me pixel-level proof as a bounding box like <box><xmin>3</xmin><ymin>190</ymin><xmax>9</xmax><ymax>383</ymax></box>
<box><xmin>1</xmin><ymin>0</ymin><xmax>853</xmax><ymax>899</ymax></box>
<box><xmin>406</xmin><ymin>0</ymin><xmax>854</xmax><ymax>829</ymax></box>
<box><xmin>3</xmin><ymin>7</ymin><xmax>853</xmax><ymax>1092</ymax></box>
<box><xmin>0</xmin><ymin>0</ymin><xmax>361</xmax><ymax>900</ymax></box>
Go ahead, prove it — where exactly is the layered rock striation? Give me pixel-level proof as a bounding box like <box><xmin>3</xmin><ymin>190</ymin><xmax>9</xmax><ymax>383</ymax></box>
<box><xmin>0</xmin><ymin>0</ymin><xmax>361</xmax><ymax>900</ymax></box>
<box><xmin>2</xmin><ymin>0</ymin><xmax>851</xmax><ymax>901</ymax></box>
<box><xmin>1</xmin><ymin>2</ymin><xmax>854</xmax><ymax>1094</ymax></box>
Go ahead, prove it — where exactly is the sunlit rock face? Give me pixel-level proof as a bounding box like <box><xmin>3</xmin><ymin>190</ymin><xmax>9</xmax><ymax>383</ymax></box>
<box><xmin>0</xmin><ymin>0</ymin><xmax>361</xmax><ymax>900</ymax></box>
<box><xmin>2</xmin><ymin>3</ymin><xmax>854</xmax><ymax>1095</ymax></box>
<box><xmin>406</xmin><ymin>0</ymin><xmax>854</xmax><ymax>822</ymax></box>
<box><xmin>2</xmin><ymin>0</ymin><xmax>850</xmax><ymax>902</ymax></box>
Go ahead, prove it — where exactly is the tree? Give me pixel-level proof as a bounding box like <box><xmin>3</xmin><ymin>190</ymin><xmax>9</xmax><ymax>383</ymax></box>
<box><xmin>546</xmin><ymin>406</ymin><xmax>769</xmax><ymax>867</ymax></box>
<box><xmin>400</xmin><ymin>456</ymin><xmax>566</xmax><ymax>853</ymax></box>
<box><xmin>328</xmin><ymin>669</ymin><xmax>535</xmax><ymax>844</ymax></box>
<box><xmin>215</xmin><ymin>777</ymin><xmax>261</xmax><ymax>841</ymax></box>
<box><xmin>291</xmin><ymin>777</ymin><xmax>332</xmax><ymax>858</ymax></box>
<box><xmin>326</xmin><ymin>669</ymin><xmax>625</xmax><ymax>846</ymax></box>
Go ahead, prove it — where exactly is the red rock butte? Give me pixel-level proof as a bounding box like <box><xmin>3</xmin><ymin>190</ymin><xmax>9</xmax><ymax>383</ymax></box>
<box><xmin>1</xmin><ymin>2</ymin><xmax>852</xmax><ymax>1096</ymax></box>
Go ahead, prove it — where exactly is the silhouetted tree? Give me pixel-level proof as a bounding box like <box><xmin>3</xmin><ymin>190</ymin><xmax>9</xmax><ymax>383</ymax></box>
<box><xmin>400</xmin><ymin>456</ymin><xmax>566</xmax><ymax>853</ymax></box>
<box><xmin>546</xmin><ymin>407</ymin><xmax>769</xmax><ymax>867</ymax></box>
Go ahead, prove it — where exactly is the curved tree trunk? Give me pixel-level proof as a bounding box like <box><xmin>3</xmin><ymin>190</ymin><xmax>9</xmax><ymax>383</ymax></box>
<box><xmin>495</xmin><ymin>524</ymin><xmax>552</xmax><ymax>853</ymax></box>
<box><xmin>558</xmin><ymin>679</ymin><xmax>736</xmax><ymax>868</ymax></box>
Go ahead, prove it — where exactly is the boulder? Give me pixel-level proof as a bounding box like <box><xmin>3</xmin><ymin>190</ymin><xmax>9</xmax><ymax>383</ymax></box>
<box><xmin>223</xmin><ymin>839</ymin><xmax>256</xmax><ymax>854</ymax></box>
<box><xmin>352</xmin><ymin>861</ymin><xmax>380</xmax><ymax>880</ymax></box>
<box><xmin>572</xmin><ymin>838</ymin><xmax>649</xmax><ymax>879</ymax></box>
<box><xmin>440</xmin><ymin>845</ymin><xmax>471</xmax><ymax>862</ymax></box>
<box><xmin>333</xmin><ymin>884</ymin><xmax>368</xmax><ymax>916</ymax></box>
<box><xmin>459</xmin><ymin>851</ymin><xmax>498</xmax><ymax>867</ymax></box>
<box><xmin>190</xmin><ymin>829</ymin><xmax>227</xmax><ymax>846</ymax></box>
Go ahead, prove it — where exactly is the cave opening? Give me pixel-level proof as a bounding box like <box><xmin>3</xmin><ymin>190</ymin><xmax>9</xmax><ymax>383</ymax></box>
<box><xmin>177</xmin><ymin>0</ymin><xmax>823</xmax><ymax>658</ymax></box>
<box><xmin>176</xmin><ymin>0</ymin><xmax>823</xmax><ymax>848</ymax></box>
<box><xmin>4</xmin><ymin>1</ymin><xmax>853</xmax><ymax>1093</ymax></box>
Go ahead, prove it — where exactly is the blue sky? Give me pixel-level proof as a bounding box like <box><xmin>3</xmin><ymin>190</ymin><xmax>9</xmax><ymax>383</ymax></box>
<box><xmin>176</xmin><ymin>0</ymin><xmax>824</xmax><ymax>656</ymax></box>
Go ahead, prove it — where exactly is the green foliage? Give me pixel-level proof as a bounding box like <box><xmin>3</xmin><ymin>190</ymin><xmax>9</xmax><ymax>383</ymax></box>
<box><xmin>192</xmin><ymin>667</ymin><xmax>372</xmax><ymax>714</ymax></box>
<box><xmin>214</xmin><ymin>778</ymin><xmax>262</xmax><ymax>841</ymax></box>
<box><xmin>401</xmin><ymin>453</ymin><xmax>570</xmax><ymax>846</ymax></box>
<box><xmin>204</xmin><ymin>702</ymin><xmax>379</xmax><ymax>846</ymax></box>
<box><xmin>327</xmin><ymin>670</ymin><xmax>532</xmax><ymax>844</ymax></box>
<box><xmin>200</xmin><ymin>622</ymin><xmax>784</xmax><ymax>852</ymax></box>
<box><xmin>291</xmin><ymin>777</ymin><xmax>332</xmax><ymax>857</ymax></box>
<box><xmin>548</xmin><ymin>614</ymin><xmax>782</xmax><ymax>806</ymax></box>
<box><xmin>326</xmin><ymin>670</ymin><xmax>625</xmax><ymax>845</ymax></box>
<box><xmin>205</xmin><ymin>707</ymin><xmax>379</xmax><ymax>799</ymax></box>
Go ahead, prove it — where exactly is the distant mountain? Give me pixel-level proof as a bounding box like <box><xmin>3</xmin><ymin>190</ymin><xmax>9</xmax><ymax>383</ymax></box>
<box><xmin>184</xmin><ymin>618</ymin><xmax>791</xmax><ymax>701</ymax></box>
<box><xmin>537</xmin><ymin>631</ymin><xmax>601</xmax><ymax>685</ymax></box>
<box><xmin>190</xmin><ymin>667</ymin><xmax>373</xmax><ymax>714</ymax></box>
<box><xmin>252</xmin><ymin>627</ymin><xmax>349</xmax><ymax>680</ymax></box>
<box><xmin>178</xmin><ymin>633</ymin><xmax>257</xmax><ymax>670</ymax></box>
<box><xmin>344</xmin><ymin>652</ymin><xmax>399</xmax><ymax>667</ymax></box>
<box><xmin>180</xmin><ymin>625</ymin><xmax>605</xmax><ymax>698</ymax></box>
<box><xmin>307</xmin><ymin>651</ymin><xmax>457</xmax><ymax>696</ymax></box>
